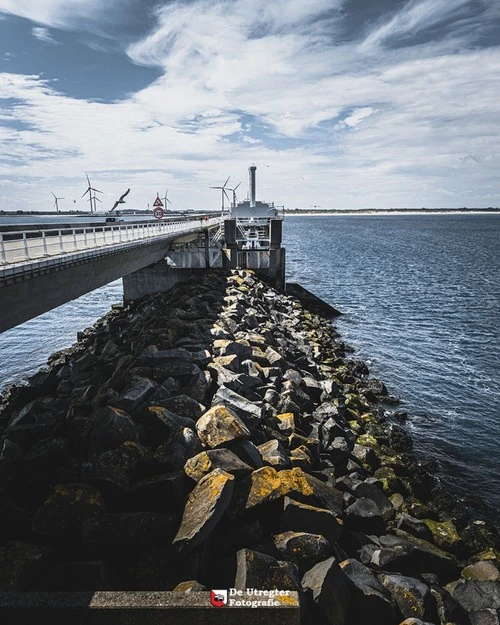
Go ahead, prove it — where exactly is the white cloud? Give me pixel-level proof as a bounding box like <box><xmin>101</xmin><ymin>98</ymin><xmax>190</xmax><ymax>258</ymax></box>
<box><xmin>361</xmin><ymin>0</ymin><xmax>474</xmax><ymax>49</ymax></box>
<box><xmin>32</xmin><ymin>26</ymin><xmax>60</xmax><ymax>45</ymax></box>
<box><xmin>340</xmin><ymin>108</ymin><xmax>375</xmax><ymax>128</ymax></box>
<box><xmin>0</xmin><ymin>0</ymin><xmax>499</xmax><ymax>210</ymax></box>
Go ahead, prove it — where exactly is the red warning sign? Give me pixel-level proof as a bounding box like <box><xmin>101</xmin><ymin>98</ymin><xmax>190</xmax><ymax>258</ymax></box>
<box><xmin>153</xmin><ymin>196</ymin><xmax>164</xmax><ymax>208</ymax></box>
<box><xmin>153</xmin><ymin>207</ymin><xmax>164</xmax><ymax>219</ymax></box>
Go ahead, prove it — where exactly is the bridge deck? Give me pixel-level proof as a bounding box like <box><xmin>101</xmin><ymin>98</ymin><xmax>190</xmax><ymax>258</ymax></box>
<box><xmin>0</xmin><ymin>217</ymin><xmax>220</xmax><ymax>270</ymax></box>
<box><xmin>0</xmin><ymin>216</ymin><xmax>221</xmax><ymax>333</ymax></box>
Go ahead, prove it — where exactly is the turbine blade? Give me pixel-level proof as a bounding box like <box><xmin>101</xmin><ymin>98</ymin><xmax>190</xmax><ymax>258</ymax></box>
<box><xmin>234</xmin><ymin>181</ymin><xmax>241</xmax><ymax>190</ymax></box>
<box><xmin>82</xmin><ymin>188</ymin><xmax>90</xmax><ymax>197</ymax></box>
<box><xmin>86</xmin><ymin>173</ymin><xmax>91</xmax><ymax>186</ymax></box>
<box><xmin>223</xmin><ymin>176</ymin><xmax>230</xmax><ymax>188</ymax></box>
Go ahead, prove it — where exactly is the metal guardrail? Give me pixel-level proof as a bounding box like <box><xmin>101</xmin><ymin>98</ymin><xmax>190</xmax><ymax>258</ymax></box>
<box><xmin>0</xmin><ymin>217</ymin><xmax>221</xmax><ymax>267</ymax></box>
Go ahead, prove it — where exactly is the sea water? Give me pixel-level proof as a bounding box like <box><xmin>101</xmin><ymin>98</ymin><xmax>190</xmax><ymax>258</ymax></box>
<box><xmin>1</xmin><ymin>214</ymin><xmax>499</xmax><ymax>511</ymax></box>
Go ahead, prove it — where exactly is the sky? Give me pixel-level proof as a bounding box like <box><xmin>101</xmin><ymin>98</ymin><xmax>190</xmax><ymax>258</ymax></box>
<box><xmin>0</xmin><ymin>0</ymin><xmax>499</xmax><ymax>212</ymax></box>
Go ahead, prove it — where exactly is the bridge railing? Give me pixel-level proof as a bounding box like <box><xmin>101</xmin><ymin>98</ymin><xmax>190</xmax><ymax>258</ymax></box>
<box><xmin>0</xmin><ymin>217</ymin><xmax>221</xmax><ymax>266</ymax></box>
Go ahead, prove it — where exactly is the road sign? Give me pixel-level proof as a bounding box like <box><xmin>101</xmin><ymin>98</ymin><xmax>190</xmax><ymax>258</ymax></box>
<box><xmin>153</xmin><ymin>207</ymin><xmax>164</xmax><ymax>219</ymax></box>
<box><xmin>153</xmin><ymin>197</ymin><xmax>164</xmax><ymax>208</ymax></box>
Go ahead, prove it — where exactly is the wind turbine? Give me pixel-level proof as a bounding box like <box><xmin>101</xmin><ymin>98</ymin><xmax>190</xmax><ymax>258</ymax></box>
<box><xmin>210</xmin><ymin>176</ymin><xmax>231</xmax><ymax>213</ymax></box>
<box><xmin>162</xmin><ymin>189</ymin><xmax>173</xmax><ymax>211</ymax></box>
<box><xmin>51</xmin><ymin>192</ymin><xmax>64</xmax><ymax>213</ymax></box>
<box><xmin>111</xmin><ymin>188</ymin><xmax>130</xmax><ymax>212</ymax></box>
<box><xmin>226</xmin><ymin>181</ymin><xmax>241</xmax><ymax>207</ymax></box>
<box><xmin>82</xmin><ymin>173</ymin><xmax>103</xmax><ymax>213</ymax></box>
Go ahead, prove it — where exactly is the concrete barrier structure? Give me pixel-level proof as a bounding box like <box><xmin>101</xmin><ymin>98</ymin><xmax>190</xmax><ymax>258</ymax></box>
<box><xmin>0</xmin><ymin>591</ymin><xmax>300</xmax><ymax>625</ymax></box>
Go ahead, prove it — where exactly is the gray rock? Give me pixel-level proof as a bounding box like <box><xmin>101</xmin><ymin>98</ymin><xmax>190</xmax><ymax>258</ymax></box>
<box><xmin>352</xmin><ymin>481</ymin><xmax>395</xmax><ymax>521</ymax></box>
<box><xmin>228</xmin><ymin>439</ymin><xmax>265</xmax><ymax>468</ymax></box>
<box><xmin>463</xmin><ymin>561</ymin><xmax>500</xmax><ymax>582</ymax></box>
<box><xmin>282</xmin><ymin>497</ymin><xmax>343</xmax><ymax>544</ymax></box>
<box><xmin>235</xmin><ymin>548</ymin><xmax>300</xmax><ymax>591</ymax></box>
<box><xmin>196</xmin><ymin>405</ymin><xmax>250</xmax><ymax>448</ymax></box>
<box><xmin>173</xmin><ymin>468</ymin><xmax>235</xmax><ymax>552</ymax></box>
<box><xmin>301</xmin><ymin>557</ymin><xmax>350</xmax><ymax>625</ymax></box>
<box><xmin>154</xmin><ymin>427</ymin><xmax>202</xmax><ymax>469</ymax></box>
<box><xmin>345</xmin><ymin>497</ymin><xmax>385</xmax><ymax>534</ymax></box>
<box><xmin>88</xmin><ymin>406</ymin><xmax>141</xmax><ymax>456</ymax></box>
<box><xmin>469</xmin><ymin>610</ymin><xmax>500</xmax><ymax>625</ymax></box>
<box><xmin>379</xmin><ymin>573</ymin><xmax>436</xmax><ymax>622</ymax></box>
<box><xmin>430</xmin><ymin>585</ymin><xmax>471</xmax><ymax>625</ymax></box>
<box><xmin>257</xmin><ymin>439</ymin><xmax>291</xmax><ymax>468</ymax></box>
<box><xmin>371</xmin><ymin>532</ymin><xmax>458</xmax><ymax>577</ymax></box>
<box><xmin>158</xmin><ymin>394</ymin><xmax>205</xmax><ymax>420</ymax></box>
<box><xmin>184</xmin><ymin>449</ymin><xmax>253</xmax><ymax>482</ymax></box>
<box><xmin>212</xmin><ymin>386</ymin><xmax>264</xmax><ymax>431</ymax></box>
<box><xmin>116</xmin><ymin>376</ymin><xmax>157</xmax><ymax>412</ymax></box>
<box><xmin>445</xmin><ymin>579</ymin><xmax>500</xmax><ymax>612</ymax></box>
<box><xmin>339</xmin><ymin>559</ymin><xmax>395</xmax><ymax>625</ymax></box>
<box><xmin>273</xmin><ymin>531</ymin><xmax>333</xmax><ymax>574</ymax></box>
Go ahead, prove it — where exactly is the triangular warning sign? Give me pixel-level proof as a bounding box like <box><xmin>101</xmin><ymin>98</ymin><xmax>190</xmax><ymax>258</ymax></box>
<box><xmin>153</xmin><ymin>196</ymin><xmax>164</xmax><ymax>208</ymax></box>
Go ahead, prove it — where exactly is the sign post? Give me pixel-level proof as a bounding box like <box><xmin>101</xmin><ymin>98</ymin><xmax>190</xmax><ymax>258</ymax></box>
<box><xmin>152</xmin><ymin>195</ymin><xmax>164</xmax><ymax>219</ymax></box>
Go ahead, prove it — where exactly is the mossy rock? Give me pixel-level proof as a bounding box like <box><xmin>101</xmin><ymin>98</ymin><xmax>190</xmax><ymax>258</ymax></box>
<box><xmin>423</xmin><ymin>518</ymin><xmax>462</xmax><ymax>553</ymax></box>
<box><xmin>348</xmin><ymin>420</ymin><xmax>363</xmax><ymax>434</ymax></box>
<box><xmin>356</xmin><ymin>433</ymin><xmax>379</xmax><ymax>448</ymax></box>
<box><xmin>373</xmin><ymin>466</ymin><xmax>400</xmax><ymax>495</ymax></box>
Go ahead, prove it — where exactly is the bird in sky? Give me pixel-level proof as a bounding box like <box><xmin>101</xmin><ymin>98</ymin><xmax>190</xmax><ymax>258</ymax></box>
<box><xmin>110</xmin><ymin>188</ymin><xmax>130</xmax><ymax>212</ymax></box>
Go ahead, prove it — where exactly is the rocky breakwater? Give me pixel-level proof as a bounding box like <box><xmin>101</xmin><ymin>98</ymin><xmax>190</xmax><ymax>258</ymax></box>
<box><xmin>0</xmin><ymin>269</ymin><xmax>499</xmax><ymax>625</ymax></box>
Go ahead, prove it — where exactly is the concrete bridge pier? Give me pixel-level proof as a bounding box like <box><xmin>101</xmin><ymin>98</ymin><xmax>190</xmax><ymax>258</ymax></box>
<box><xmin>123</xmin><ymin>225</ymin><xmax>286</xmax><ymax>302</ymax></box>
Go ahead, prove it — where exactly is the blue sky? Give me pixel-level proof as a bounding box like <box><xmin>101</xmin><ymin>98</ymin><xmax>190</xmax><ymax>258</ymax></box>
<box><xmin>0</xmin><ymin>0</ymin><xmax>499</xmax><ymax>211</ymax></box>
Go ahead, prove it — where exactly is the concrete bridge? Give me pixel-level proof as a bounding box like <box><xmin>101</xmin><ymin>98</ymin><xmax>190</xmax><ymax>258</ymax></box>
<box><xmin>0</xmin><ymin>216</ymin><xmax>221</xmax><ymax>334</ymax></box>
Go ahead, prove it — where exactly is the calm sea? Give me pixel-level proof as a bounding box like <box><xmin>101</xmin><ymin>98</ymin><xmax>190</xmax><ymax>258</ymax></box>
<box><xmin>1</xmin><ymin>214</ymin><xmax>499</xmax><ymax>512</ymax></box>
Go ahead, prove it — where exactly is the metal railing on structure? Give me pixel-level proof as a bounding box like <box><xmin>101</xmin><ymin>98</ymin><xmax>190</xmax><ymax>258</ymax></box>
<box><xmin>0</xmin><ymin>217</ymin><xmax>221</xmax><ymax>266</ymax></box>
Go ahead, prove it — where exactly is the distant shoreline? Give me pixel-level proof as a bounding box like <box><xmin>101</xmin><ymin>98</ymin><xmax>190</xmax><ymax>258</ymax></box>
<box><xmin>284</xmin><ymin>209</ymin><xmax>500</xmax><ymax>216</ymax></box>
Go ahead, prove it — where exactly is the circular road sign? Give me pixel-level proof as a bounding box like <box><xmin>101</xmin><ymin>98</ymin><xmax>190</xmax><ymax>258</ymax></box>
<box><xmin>153</xmin><ymin>207</ymin><xmax>164</xmax><ymax>219</ymax></box>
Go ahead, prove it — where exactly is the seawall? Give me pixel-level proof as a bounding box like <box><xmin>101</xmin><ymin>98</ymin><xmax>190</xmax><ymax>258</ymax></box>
<box><xmin>0</xmin><ymin>269</ymin><xmax>499</xmax><ymax>624</ymax></box>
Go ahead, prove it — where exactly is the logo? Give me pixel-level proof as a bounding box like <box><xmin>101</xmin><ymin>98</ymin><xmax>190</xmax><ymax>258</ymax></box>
<box><xmin>210</xmin><ymin>590</ymin><xmax>228</xmax><ymax>607</ymax></box>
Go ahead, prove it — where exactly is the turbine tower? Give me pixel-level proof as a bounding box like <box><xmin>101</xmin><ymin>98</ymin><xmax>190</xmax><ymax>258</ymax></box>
<box><xmin>51</xmin><ymin>192</ymin><xmax>64</xmax><ymax>213</ymax></box>
<box><xmin>162</xmin><ymin>189</ymin><xmax>173</xmax><ymax>211</ymax></box>
<box><xmin>227</xmin><ymin>181</ymin><xmax>241</xmax><ymax>208</ymax></box>
<box><xmin>210</xmin><ymin>176</ymin><xmax>231</xmax><ymax>212</ymax></box>
<box><xmin>82</xmin><ymin>173</ymin><xmax>103</xmax><ymax>213</ymax></box>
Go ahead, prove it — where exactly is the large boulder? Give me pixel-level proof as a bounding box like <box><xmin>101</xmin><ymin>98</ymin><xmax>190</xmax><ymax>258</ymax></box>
<box><xmin>301</xmin><ymin>556</ymin><xmax>350</xmax><ymax>625</ymax></box>
<box><xmin>196</xmin><ymin>405</ymin><xmax>250</xmax><ymax>448</ymax></box>
<box><xmin>212</xmin><ymin>386</ymin><xmax>264</xmax><ymax>430</ymax></box>
<box><xmin>231</xmin><ymin>466</ymin><xmax>343</xmax><ymax>516</ymax></box>
<box><xmin>339</xmin><ymin>559</ymin><xmax>395</xmax><ymax>625</ymax></box>
<box><xmin>184</xmin><ymin>449</ymin><xmax>252</xmax><ymax>482</ymax></box>
<box><xmin>445</xmin><ymin>579</ymin><xmax>500</xmax><ymax>612</ymax></box>
<box><xmin>87</xmin><ymin>406</ymin><xmax>141</xmax><ymax>456</ymax></box>
<box><xmin>257</xmin><ymin>439</ymin><xmax>292</xmax><ymax>469</ymax></box>
<box><xmin>281</xmin><ymin>497</ymin><xmax>343</xmax><ymax>544</ymax></box>
<box><xmin>234</xmin><ymin>548</ymin><xmax>300</xmax><ymax>591</ymax></box>
<box><xmin>272</xmin><ymin>531</ymin><xmax>333</xmax><ymax>574</ymax></box>
<box><xmin>173</xmin><ymin>468</ymin><xmax>235</xmax><ymax>552</ymax></box>
<box><xmin>379</xmin><ymin>573</ymin><xmax>437</xmax><ymax>622</ymax></box>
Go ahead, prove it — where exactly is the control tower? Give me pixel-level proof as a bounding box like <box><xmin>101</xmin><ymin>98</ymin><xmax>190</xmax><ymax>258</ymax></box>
<box><xmin>223</xmin><ymin>165</ymin><xmax>285</xmax><ymax>289</ymax></box>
